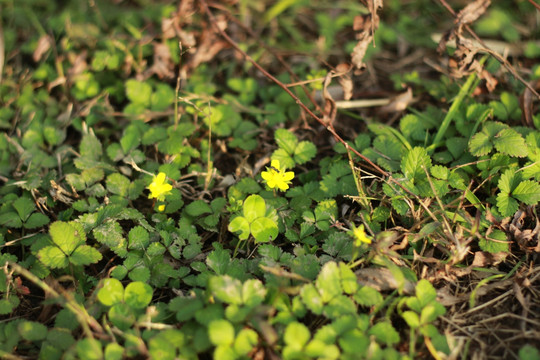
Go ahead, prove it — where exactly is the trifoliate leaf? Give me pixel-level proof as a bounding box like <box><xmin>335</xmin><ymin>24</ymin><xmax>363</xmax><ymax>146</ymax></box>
<box><xmin>512</xmin><ymin>180</ymin><xmax>540</xmax><ymax>204</ymax></box>
<box><xmin>493</xmin><ymin>128</ymin><xmax>528</xmax><ymax>157</ymax></box>
<box><xmin>243</xmin><ymin>194</ymin><xmax>266</xmax><ymax>222</ymax></box>
<box><xmin>128</xmin><ymin>226</ymin><xmax>149</xmax><ymax>250</ymax></box>
<box><xmin>49</xmin><ymin>221</ymin><xmax>84</xmax><ymax>254</ymax></box>
<box><xmin>271</xmin><ymin>148</ymin><xmax>295</xmax><ymax>170</ymax></box>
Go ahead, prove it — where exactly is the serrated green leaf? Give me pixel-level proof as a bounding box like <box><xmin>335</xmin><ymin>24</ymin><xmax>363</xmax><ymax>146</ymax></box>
<box><xmin>38</xmin><ymin>246</ymin><xmax>68</xmax><ymax>268</ymax></box>
<box><xmin>206</xmin><ymin>247</ymin><xmax>230</xmax><ymax>275</ymax></box>
<box><xmin>275</xmin><ymin>128</ymin><xmax>298</xmax><ymax>155</ymax></box>
<box><xmin>354</xmin><ymin>286</ymin><xmax>383</xmax><ymax>307</ymax></box>
<box><xmin>49</xmin><ymin>221</ymin><xmax>83</xmax><ymax>254</ymax></box>
<box><xmin>80</xmin><ymin>133</ymin><xmax>103</xmax><ymax>160</ymax></box>
<box><xmin>415</xmin><ymin>279</ymin><xmax>437</xmax><ymax>307</ymax></box>
<box><xmin>128</xmin><ymin>226</ymin><xmax>149</xmax><ymax>250</ymax></box>
<box><xmin>401</xmin><ymin>147</ymin><xmax>431</xmax><ymax>181</ymax></box>
<box><xmin>242</xmin><ymin>279</ymin><xmax>267</xmax><ymax>307</ymax></box>
<box><xmin>70</xmin><ymin>245</ymin><xmax>102</xmax><ymax>266</ymax></box>
<box><xmin>498</xmin><ymin>169</ymin><xmax>520</xmax><ymax>193</ymax></box>
<box><xmin>234</xmin><ymin>328</ymin><xmax>258</xmax><ymax>355</ymax></box>
<box><xmin>0</xmin><ymin>212</ymin><xmax>22</xmax><ymax>228</ymax></box>
<box><xmin>402</xmin><ymin>311</ymin><xmax>420</xmax><ymax>329</ymax></box>
<box><xmin>479</xmin><ymin>229</ymin><xmax>510</xmax><ymax>253</ymax></box>
<box><xmin>12</xmin><ymin>197</ymin><xmax>35</xmax><ymax>222</ymax></box>
<box><xmin>284</xmin><ymin>322</ymin><xmax>310</xmax><ymax>349</ymax></box>
<box><xmin>496</xmin><ymin>192</ymin><xmax>519</xmax><ymax>217</ymax></box>
<box><xmin>512</xmin><ymin>180</ymin><xmax>540</xmax><ymax>204</ymax></box>
<box><xmin>106</xmin><ymin>173</ymin><xmax>130</xmax><ymax>197</ymax></box>
<box><xmin>272</xmin><ymin>148</ymin><xmax>295</xmax><ymax>170</ymax></box>
<box><xmin>24</xmin><ymin>212</ymin><xmax>50</xmax><ymax>229</ymax></box>
<box><xmin>126</xmin><ymin>79</ymin><xmax>152</xmax><ymax>106</ymax></box>
<box><xmin>76</xmin><ymin>338</ymin><xmax>103</xmax><ymax>360</ymax></box>
<box><xmin>208</xmin><ymin>319</ymin><xmax>235</xmax><ymax>346</ymax></box>
<box><xmin>368</xmin><ymin>322</ymin><xmax>399</xmax><ymax>346</ymax></box>
<box><xmin>185</xmin><ymin>200</ymin><xmax>212</xmax><ymax>217</ymax></box>
<box><xmin>339</xmin><ymin>263</ymin><xmax>358</xmax><ymax>294</ymax></box>
<box><xmin>430</xmin><ymin>165</ymin><xmax>449</xmax><ymax>180</ymax></box>
<box><xmin>315</xmin><ymin>261</ymin><xmax>342</xmax><ymax>302</ymax></box>
<box><xmin>18</xmin><ymin>321</ymin><xmax>47</xmax><ymax>341</ymax></box>
<box><xmin>293</xmin><ymin>141</ymin><xmax>316</xmax><ymax>164</ymax></box>
<box><xmin>493</xmin><ymin>128</ymin><xmax>528</xmax><ymax>157</ymax></box>
<box><xmin>300</xmin><ymin>283</ymin><xmax>323</xmax><ymax>315</ymax></box>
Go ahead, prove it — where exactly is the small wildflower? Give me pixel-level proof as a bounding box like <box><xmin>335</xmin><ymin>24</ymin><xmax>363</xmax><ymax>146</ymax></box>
<box><xmin>350</xmin><ymin>223</ymin><xmax>371</xmax><ymax>245</ymax></box>
<box><xmin>158</xmin><ymin>204</ymin><xmax>166</xmax><ymax>212</ymax></box>
<box><xmin>147</xmin><ymin>172</ymin><xmax>172</xmax><ymax>201</ymax></box>
<box><xmin>261</xmin><ymin>159</ymin><xmax>294</xmax><ymax>191</ymax></box>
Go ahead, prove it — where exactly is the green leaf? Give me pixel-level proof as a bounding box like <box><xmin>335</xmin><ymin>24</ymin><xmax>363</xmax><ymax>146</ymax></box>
<box><xmin>498</xmin><ymin>169</ymin><xmax>520</xmax><ymax>194</ymax></box>
<box><xmin>323</xmin><ymin>294</ymin><xmax>357</xmax><ymax>319</ymax></box>
<box><xmin>496</xmin><ymin>192</ymin><xmax>519</xmax><ymax>217</ymax></box>
<box><xmin>468</xmin><ymin>132</ymin><xmax>492</xmax><ymax>156</ymax></box>
<box><xmin>109</xmin><ymin>303</ymin><xmax>135</xmax><ymax>331</ymax></box>
<box><xmin>275</xmin><ymin>128</ymin><xmax>298</xmax><ymax>155</ymax></box>
<box><xmin>185</xmin><ymin>200</ymin><xmax>212</xmax><ymax>217</ymax></box>
<box><xmin>272</xmin><ymin>148</ymin><xmax>295</xmax><ymax>170</ymax></box>
<box><xmin>206</xmin><ymin>247</ymin><xmax>230</xmax><ymax>275</ymax></box>
<box><xmin>401</xmin><ymin>147</ymin><xmax>432</xmax><ymax>181</ymax></box>
<box><xmin>354</xmin><ymin>286</ymin><xmax>384</xmax><ymax>307</ymax></box>
<box><xmin>493</xmin><ymin>128</ymin><xmax>528</xmax><ymax>157</ymax></box>
<box><xmin>242</xmin><ymin>279</ymin><xmax>267</xmax><ymax>307</ymax></box>
<box><xmin>402</xmin><ymin>311</ymin><xmax>420</xmax><ymax>329</ymax></box>
<box><xmin>76</xmin><ymin>338</ymin><xmax>103</xmax><ymax>360</ymax></box>
<box><xmin>415</xmin><ymin>279</ymin><xmax>437</xmax><ymax>307</ymax></box>
<box><xmin>420</xmin><ymin>302</ymin><xmax>446</xmax><ymax>324</ymax></box>
<box><xmin>234</xmin><ymin>328</ymin><xmax>258</xmax><ymax>355</ymax></box>
<box><xmin>368</xmin><ymin>322</ymin><xmax>399</xmax><ymax>346</ymax></box>
<box><xmin>38</xmin><ymin>246</ymin><xmax>68</xmax><ymax>269</ymax></box>
<box><xmin>18</xmin><ymin>320</ymin><xmax>47</xmax><ymax>341</ymax></box>
<box><xmin>98</xmin><ymin>278</ymin><xmax>124</xmax><ymax>306</ymax></box>
<box><xmin>124</xmin><ymin>281</ymin><xmax>153</xmax><ymax>309</ymax></box>
<box><xmin>243</xmin><ymin>194</ymin><xmax>266</xmax><ymax>223</ymax></box>
<box><xmin>126</xmin><ymin>79</ymin><xmax>152</xmax><ymax>106</ymax></box>
<box><xmin>300</xmin><ymin>283</ymin><xmax>323</xmax><ymax>314</ymax></box>
<box><xmin>209</xmin><ymin>275</ymin><xmax>243</xmax><ymax>305</ymax></box>
<box><xmin>0</xmin><ymin>212</ymin><xmax>22</xmax><ymax>228</ymax></box>
<box><xmin>104</xmin><ymin>343</ymin><xmax>124</xmax><ymax>360</ymax></box>
<box><xmin>106</xmin><ymin>173</ymin><xmax>130</xmax><ymax>198</ymax></box>
<box><xmin>24</xmin><ymin>212</ymin><xmax>50</xmax><ymax>229</ymax></box>
<box><xmin>70</xmin><ymin>245</ymin><xmax>102</xmax><ymax>266</ymax></box>
<box><xmin>339</xmin><ymin>263</ymin><xmax>358</xmax><ymax>294</ymax></box>
<box><xmin>128</xmin><ymin>226</ymin><xmax>150</xmax><ymax>250</ymax></box>
<box><xmin>12</xmin><ymin>197</ymin><xmax>35</xmax><ymax>222</ymax></box>
<box><xmin>284</xmin><ymin>322</ymin><xmax>310</xmax><ymax>349</ymax></box>
<box><xmin>49</xmin><ymin>221</ymin><xmax>84</xmax><ymax>255</ymax></box>
<box><xmin>228</xmin><ymin>216</ymin><xmax>250</xmax><ymax>240</ymax></box>
<box><xmin>250</xmin><ymin>217</ymin><xmax>278</xmax><ymax>243</ymax></box>
<box><xmin>479</xmin><ymin>229</ymin><xmax>510</xmax><ymax>253</ymax></box>
<box><xmin>315</xmin><ymin>261</ymin><xmax>342</xmax><ymax>303</ymax></box>
<box><xmin>208</xmin><ymin>319</ymin><xmax>235</xmax><ymax>346</ymax></box>
<box><xmin>512</xmin><ymin>180</ymin><xmax>540</xmax><ymax>204</ymax></box>
<box><xmin>294</xmin><ymin>141</ymin><xmax>316</xmax><ymax>164</ymax></box>
<box><xmin>80</xmin><ymin>133</ymin><xmax>103</xmax><ymax>160</ymax></box>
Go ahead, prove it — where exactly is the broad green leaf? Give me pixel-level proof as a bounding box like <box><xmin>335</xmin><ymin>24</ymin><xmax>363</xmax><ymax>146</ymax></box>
<box><xmin>415</xmin><ymin>279</ymin><xmax>437</xmax><ymax>307</ymax></box>
<box><xmin>242</xmin><ymin>279</ymin><xmax>267</xmax><ymax>307</ymax></box>
<box><xmin>124</xmin><ymin>281</ymin><xmax>153</xmax><ymax>309</ymax></box>
<box><xmin>98</xmin><ymin>278</ymin><xmax>124</xmax><ymax>306</ymax></box>
<box><xmin>402</xmin><ymin>311</ymin><xmax>420</xmax><ymax>329</ymax></box>
<box><xmin>206</xmin><ymin>247</ymin><xmax>230</xmax><ymax>275</ymax></box>
<box><xmin>0</xmin><ymin>212</ymin><xmax>22</xmax><ymax>228</ymax></box>
<box><xmin>354</xmin><ymin>286</ymin><xmax>384</xmax><ymax>307</ymax></box>
<box><xmin>250</xmin><ymin>217</ymin><xmax>278</xmax><ymax>243</ymax></box>
<box><xmin>76</xmin><ymin>338</ymin><xmax>103</xmax><ymax>360</ymax></box>
<box><xmin>272</xmin><ymin>148</ymin><xmax>295</xmax><ymax>170</ymax></box>
<box><xmin>275</xmin><ymin>128</ymin><xmax>298</xmax><ymax>155</ymax></box>
<box><xmin>12</xmin><ymin>197</ymin><xmax>35</xmax><ymax>222</ymax></box>
<box><xmin>294</xmin><ymin>141</ymin><xmax>316</xmax><ymax>164</ymax></box>
<box><xmin>120</xmin><ymin>126</ymin><xmax>141</xmax><ymax>154</ymax></box>
<box><xmin>234</xmin><ymin>328</ymin><xmax>258</xmax><ymax>355</ymax></box>
<box><xmin>315</xmin><ymin>261</ymin><xmax>342</xmax><ymax>302</ymax></box>
<box><xmin>300</xmin><ymin>283</ymin><xmax>323</xmax><ymax>315</ymax></box>
<box><xmin>24</xmin><ymin>212</ymin><xmax>50</xmax><ymax>229</ymax></box>
<box><xmin>493</xmin><ymin>128</ymin><xmax>528</xmax><ymax>157</ymax></box>
<box><xmin>468</xmin><ymin>132</ymin><xmax>492</xmax><ymax>156</ymax></box>
<box><xmin>126</xmin><ymin>79</ymin><xmax>152</xmax><ymax>106</ymax></box>
<box><xmin>148</xmin><ymin>331</ymin><xmax>180</xmax><ymax>360</ymax></box>
<box><xmin>109</xmin><ymin>303</ymin><xmax>135</xmax><ymax>331</ymax></box>
<box><xmin>80</xmin><ymin>133</ymin><xmax>103</xmax><ymax>160</ymax></box>
<box><xmin>169</xmin><ymin>297</ymin><xmax>204</xmax><ymax>322</ymax></box>
<box><xmin>512</xmin><ymin>180</ymin><xmax>540</xmax><ymax>204</ymax></box>
<box><xmin>496</xmin><ymin>192</ymin><xmax>519</xmax><ymax>217</ymax></box>
<box><xmin>104</xmin><ymin>343</ymin><xmax>124</xmax><ymax>360</ymax></box>
<box><xmin>243</xmin><ymin>194</ymin><xmax>266</xmax><ymax>223</ymax></box>
<box><xmin>209</xmin><ymin>275</ymin><xmax>243</xmax><ymax>305</ymax></box>
<box><xmin>228</xmin><ymin>216</ymin><xmax>250</xmax><ymax>240</ymax></box>
<box><xmin>18</xmin><ymin>321</ymin><xmax>47</xmax><ymax>341</ymax></box>
<box><xmin>208</xmin><ymin>319</ymin><xmax>235</xmax><ymax>346</ymax></box>
<box><xmin>38</xmin><ymin>246</ymin><xmax>68</xmax><ymax>269</ymax></box>
<box><xmin>106</xmin><ymin>173</ymin><xmax>130</xmax><ymax>197</ymax></box>
<box><xmin>339</xmin><ymin>329</ymin><xmax>369</xmax><ymax>354</ymax></box>
<box><xmin>430</xmin><ymin>165</ymin><xmax>449</xmax><ymax>180</ymax></box>
<box><xmin>339</xmin><ymin>263</ymin><xmax>358</xmax><ymax>294</ymax></box>
<box><xmin>49</xmin><ymin>221</ymin><xmax>84</xmax><ymax>254</ymax></box>
<box><xmin>284</xmin><ymin>322</ymin><xmax>310</xmax><ymax>349</ymax></box>
<box><xmin>420</xmin><ymin>302</ymin><xmax>446</xmax><ymax>324</ymax></box>
<box><xmin>323</xmin><ymin>295</ymin><xmax>357</xmax><ymax>319</ymax></box>
<box><xmin>151</xmin><ymin>83</ymin><xmax>175</xmax><ymax>111</ymax></box>
<box><xmin>185</xmin><ymin>200</ymin><xmax>212</xmax><ymax>217</ymax></box>
<box><xmin>70</xmin><ymin>245</ymin><xmax>102</xmax><ymax>266</ymax></box>
<box><xmin>498</xmin><ymin>169</ymin><xmax>520</xmax><ymax>194</ymax></box>
<box><xmin>401</xmin><ymin>147</ymin><xmax>432</xmax><ymax>181</ymax></box>
<box><xmin>305</xmin><ymin>339</ymin><xmax>340</xmax><ymax>359</ymax></box>
<box><xmin>367</xmin><ymin>322</ymin><xmax>399</xmax><ymax>346</ymax></box>
<box><xmin>128</xmin><ymin>226</ymin><xmax>150</xmax><ymax>250</ymax></box>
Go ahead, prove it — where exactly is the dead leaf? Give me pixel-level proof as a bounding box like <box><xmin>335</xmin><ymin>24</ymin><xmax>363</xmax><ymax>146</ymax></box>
<box><xmin>336</xmin><ymin>63</ymin><xmax>353</xmax><ymax>100</ymax></box>
<box><xmin>33</xmin><ymin>35</ymin><xmax>53</xmax><ymax>62</ymax></box>
<box><xmin>455</xmin><ymin>0</ymin><xmax>491</xmax><ymax>26</ymax></box>
<box><xmin>322</xmin><ymin>72</ymin><xmax>337</xmax><ymax>125</ymax></box>
<box><xmin>351</xmin><ymin>16</ymin><xmax>373</xmax><ymax>72</ymax></box>
<box><xmin>148</xmin><ymin>42</ymin><xmax>175</xmax><ymax>79</ymax></box>
<box><xmin>520</xmin><ymin>79</ymin><xmax>540</xmax><ymax>127</ymax></box>
<box><xmin>355</xmin><ymin>267</ymin><xmax>415</xmax><ymax>294</ymax></box>
<box><xmin>378</xmin><ymin>87</ymin><xmax>414</xmax><ymax>114</ymax></box>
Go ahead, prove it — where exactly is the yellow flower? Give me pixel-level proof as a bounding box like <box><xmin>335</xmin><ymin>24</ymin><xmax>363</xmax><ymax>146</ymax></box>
<box><xmin>158</xmin><ymin>204</ymin><xmax>166</xmax><ymax>212</ymax></box>
<box><xmin>350</xmin><ymin>224</ymin><xmax>371</xmax><ymax>245</ymax></box>
<box><xmin>147</xmin><ymin>172</ymin><xmax>172</xmax><ymax>201</ymax></box>
<box><xmin>261</xmin><ymin>159</ymin><xmax>294</xmax><ymax>192</ymax></box>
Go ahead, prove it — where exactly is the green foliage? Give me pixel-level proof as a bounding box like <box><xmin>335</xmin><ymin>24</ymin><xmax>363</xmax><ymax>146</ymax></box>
<box><xmin>228</xmin><ymin>195</ymin><xmax>279</xmax><ymax>243</ymax></box>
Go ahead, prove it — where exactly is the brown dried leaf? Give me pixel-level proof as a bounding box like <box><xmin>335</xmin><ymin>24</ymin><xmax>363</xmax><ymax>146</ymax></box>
<box><xmin>378</xmin><ymin>87</ymin><xmax>413</xmax><ymax>114</ymax></box>
<box><xmin>520</xmin><ymin>79</ymin><xmax>540</xmax><ymax>127</ymax></box>
<box><xmin>350</xmin><ymin>3</ymin><xmax>382</xmax><ymax>73</ymax></box>
<box><xmin>148</xmin><ymin>42</ymin><xmax>175</xmax><ymax>79</ymax></box>
<box><xmin>355</xmin><ymin>267</ymin><xmax>415</xmax><ymax>294</ymax></box>
<box><xmin>455</xmin><ymin>0</ymin><xmax>491</xmax><ymax>26</ymax></box>
<box><xmin>336</xmin><ymin>63</ymin><xmax>353</xmax><ymax>100</ymax></box>
<box><xmin>33</xmin><ymin>35</ymin><xmax>53</xmax><ymax>62</ymax></box>
<box><xmin>322</xmin><ymin>72</ymin><xmax>337</xmax><ymax>125</ymax></box>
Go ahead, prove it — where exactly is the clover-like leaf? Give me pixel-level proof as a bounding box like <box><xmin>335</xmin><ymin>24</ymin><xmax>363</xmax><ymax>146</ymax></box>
<box><xmin>208</xmin><ymin>319</ymin><xmax>235</xmax><ymax>346</ymax></box>
<box><xmin>228</xmin><ymin>216</ymin><xmax>250</xmax><ymax>240</ymax></box>
<box><xmin>250</xmin><ymin>217</ymin><xmax>278</xmax><ymax>243</ymax></box>
<box><xmin>124</xmin><ymin>281</ymin><xmax>153</xmax><ymax>309</ymax></box>
<box><xmin>243</xmin><ymin>194</ymin><xmax>266</xmax><ymax>223</ymax></box>
<box><xmin>98</xmin><ymin>278</ymin><xmax>124</xmax><ymax>306</ymax></box>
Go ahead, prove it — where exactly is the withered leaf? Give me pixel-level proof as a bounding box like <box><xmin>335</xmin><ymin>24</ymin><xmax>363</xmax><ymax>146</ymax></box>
<box><xmin>455</xmin><ymin>0</ymin><xmax>491</xmax><ymax>26</ymax></box>
<box><xmin>33</xmin><ymin>35</ymin><xmax>53</xmax><ymax>62</ymax></box>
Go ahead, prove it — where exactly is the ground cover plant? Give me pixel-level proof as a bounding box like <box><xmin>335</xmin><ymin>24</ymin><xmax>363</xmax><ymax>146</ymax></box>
<box><xmin>1</xmin><ymin>0</ymin><xmax>540</xmax><ymax>359</ymax></box>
